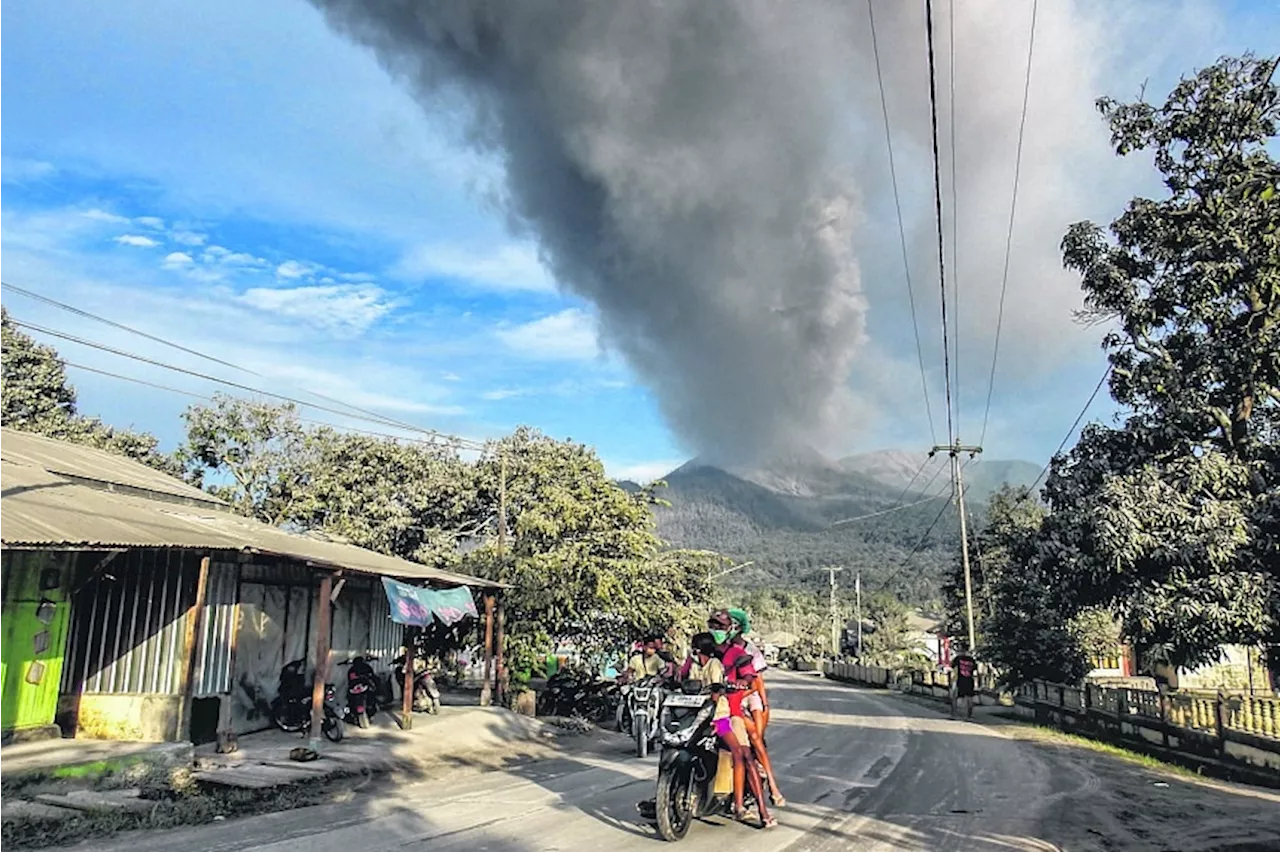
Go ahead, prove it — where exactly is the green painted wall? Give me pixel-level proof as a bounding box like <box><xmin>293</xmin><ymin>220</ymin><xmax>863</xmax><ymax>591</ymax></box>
<box><xmin>2</xmin><ymin>551</ymin><xmax>73</xmax><ymax>735</ymax></box>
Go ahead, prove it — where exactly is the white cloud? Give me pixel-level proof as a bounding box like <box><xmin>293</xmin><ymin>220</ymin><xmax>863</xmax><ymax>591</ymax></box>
<box><xmin>481</xmin><ymin>388</ymin><xmax>527</xmax><ymax>401</ymax></box>
<box><xmin>276</xmin><ymin>259</ymin><xmax>312</xmax><ymax>279</ymax></box>
<box><xmin>441</xmin><ymin>372</ymin><xmax>462</xmax><ymax>382</ymax></box>
<box><xmin>2</xmin><ymin>158</ymin><xmax>58</xmax><ymax>183</ymax></box>
<box><xmin>496</xmin><ymin>308</ymin><xmax>600</xmax><ymax>361</ymax></box>
<box><xmin>115</xmin><ymin>234</ymin><xmax>161</xmax><ymax>248</ymax></box>
<box><xmin>83</xmin><ymin>208</ymin><xmax>129</xmax><ymax>224</ymax></box>
<box><xmin>236</xmin><ymin>283</ymin><xmax>393</xmax><ymax>335</ymax></box>
<box><xmin>135</xmin><ymin>216</ymin><xmax>165</xmax><ymax>229</ymax></box>
<box><xmin>171</xmin><ymin>230</ymin><xmax>207</xmax><ymax>246</ymax></box>
<box><xmin>162</xmin><ymin>251</ymin><xmax>194</xmax><ymax>268</ymax></box>
<box><xmin>605</xmin><ymin>459</ymin><xmax>684</xmax><ymax>484</ymax></box>
<box><xmin>394</xmin><ymin>243</ymin><xmax>557</xmax><ymax>293</ymax></box>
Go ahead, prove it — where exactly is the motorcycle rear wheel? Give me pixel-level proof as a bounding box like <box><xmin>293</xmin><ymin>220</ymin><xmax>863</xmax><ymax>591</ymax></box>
<box><xmin>271</xmin><ymin>701</ymin><xmax>307</xmax><ymax>734</ymax></box>
<box><xmin>655</xmin><ymin>765</ymin><xmax>694</xmax><ymax>841</ymax></box>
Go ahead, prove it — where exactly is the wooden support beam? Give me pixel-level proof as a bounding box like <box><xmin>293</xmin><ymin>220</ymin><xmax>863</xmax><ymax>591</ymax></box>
<box><xmin>401</xmin><ymin>626</ymin><xmax>416</xmax><ymax>729</ymax></box>
<box><xmin>309</xmin><ymin>573</ymin><xmax>333</xmax><ymax>750</ymax></box>
<box><xmin>179</xmin><ymin>554</ymin><xmax>212</xmax><ymax>741</ymax></box>
<box><xmin>495</xmin><ymin>596</ymin><xmax>506</xmax><ymax>706</ymax></box>
<box><xmin>480</xmin><ymin>593</ymin><xmax>496</xmax><ymax>707</ymax></box>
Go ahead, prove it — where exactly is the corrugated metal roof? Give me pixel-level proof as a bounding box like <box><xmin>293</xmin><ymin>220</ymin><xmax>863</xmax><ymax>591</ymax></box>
<box><xmin>2</xmin><ymin>428</ymin><xmax>221</xmax><ymax>506</ymax></box>
<box><xmin>1</xmin><ymin>428</ymin><xmax>504</xmax><ymax>589</ymax></box>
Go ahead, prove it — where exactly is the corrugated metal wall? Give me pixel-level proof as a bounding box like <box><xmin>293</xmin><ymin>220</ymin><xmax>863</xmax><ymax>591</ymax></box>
<box><xmin>62</xmin><ymin>550</ymin><xmax>199</xmax><ymax>696</ymax></box>
<box><xmin>192</xmin><ymin>562</ymin><xmax>239</xmax><ymax>697</ymax></box>
<box><xmin>367</xmin><ymin>586</ymin><xmax>402</xmax><ymax>665</ymax></box>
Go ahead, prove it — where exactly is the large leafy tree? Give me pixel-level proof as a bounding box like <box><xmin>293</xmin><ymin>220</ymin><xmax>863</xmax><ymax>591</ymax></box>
<box><xmin>951</xmin><ymin>486</ymin><xmax>1089</xmax><ymax>685</ymax></box>
<box><xmin>1046</xmin><ymin>54</ymin><xmax>1280</xmax><ymax>669</ymax></box>
<box><xmin>1</xmin><ymin>308</ymin><xmax>181</xmax><ymax>475</ymax></box>
<box><xmin>178</xmin><ymin>394</ymin><xmax>316</xmax><ymax>524</ymax></box>
<box><xmin>464</xmin><ymin>427</ymin><xmax>713</xmax><ymax>673</ymax></box>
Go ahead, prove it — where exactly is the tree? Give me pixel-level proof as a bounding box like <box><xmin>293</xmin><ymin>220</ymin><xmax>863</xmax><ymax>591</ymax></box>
<box><xmin>463</xmin><ymin>427</ymin><xmax>713</xmax><ymax>675</ymax></box>
<box><xmin>1046</xmin><ymin>54</ymin><xmax>1280</xmax><ymax>669</ymax></box>
<box><xmin>952</xmin><ymin>487</ymin><xmax>1089</xmax><ymax>686</ymax></box>
<box><xmin>294</xmin><ymin>429</ymin><xmax>480</xmax><ymax>567</ymax></box>
<box><xmin>1</xmin><ymin>308</ymin><xmax>181</xmax><ymax>475</ymax></box>
<box><xmin>178</xmin><ymin>394</ymin><xmax>314</xmax><ymax>524</ymax></box>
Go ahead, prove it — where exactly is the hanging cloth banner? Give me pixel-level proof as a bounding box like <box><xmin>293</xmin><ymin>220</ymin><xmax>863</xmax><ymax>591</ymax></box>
<box><xmin>423</xmin><ymin>586</ymin><xmax>479</xmax><ymax>626</ymax></box>
<box><xmin>381</xmin><ymin>577</ymin><xmax>478</xmax><ymax>627</ymax></box>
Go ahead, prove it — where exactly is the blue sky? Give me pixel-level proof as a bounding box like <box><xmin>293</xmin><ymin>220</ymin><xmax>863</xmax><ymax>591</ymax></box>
<box><xmin>3</xmin><ymin>0</ymin><xmax>1277</xmax><ymax>481</ymax></box>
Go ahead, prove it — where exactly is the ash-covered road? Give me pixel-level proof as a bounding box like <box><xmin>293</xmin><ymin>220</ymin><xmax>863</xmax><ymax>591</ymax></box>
<box><xmin>93</xmin><ymin>672</ymin><xmax>1280</xmax><ymax>851</ymax></box>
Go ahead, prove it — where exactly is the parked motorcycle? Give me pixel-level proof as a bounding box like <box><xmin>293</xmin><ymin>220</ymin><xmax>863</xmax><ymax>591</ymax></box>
<box><xmin>392</xmin><ymin>653</ymin><xmax>441</xmax><ymax>714</ymax></box>
<box><xmin>628</xmin><ymin>675</ymin><xmax>668</xmax><ymax>758</ymax></box>
<box><xmin>340</xmin><ymin>656</ymin><xmax>381</xmax><ymax>729</ymax></box>
<box><xmin>537</xmin><ymin>668</ymin><xmax>614</xmax><ymax>721</ymax></box>
<box><xmin>269</xmin><ymin>659</ymin><xmax>344</xmax><ymax>742</ymax></box>
<box><xmin>644</xmin><ymin>685</ymin><xmax>738</xmax><ymax>841</ymax></box>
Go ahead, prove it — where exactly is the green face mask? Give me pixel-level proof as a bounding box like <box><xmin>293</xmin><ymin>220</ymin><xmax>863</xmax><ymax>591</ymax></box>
<box><xmin>711</xmin><ymin>630</ymin><xmax>729</xmax><ymax>645</ymax></box>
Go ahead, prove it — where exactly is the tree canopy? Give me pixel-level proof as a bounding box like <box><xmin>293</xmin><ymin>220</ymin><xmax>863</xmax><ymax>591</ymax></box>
<box><xmin>1</xmin><ymin>308</ymin><xmax>181</xmax><ymax>476</ymax></box>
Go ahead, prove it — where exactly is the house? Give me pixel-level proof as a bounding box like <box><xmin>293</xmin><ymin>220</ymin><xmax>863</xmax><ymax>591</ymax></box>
<box><xmin>1</xmin><ymin>428</ymin><xmax>505</xmax><ymax>745</ymax></box>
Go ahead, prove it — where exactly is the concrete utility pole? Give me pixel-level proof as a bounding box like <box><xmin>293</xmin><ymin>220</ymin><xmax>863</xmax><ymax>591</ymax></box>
<box><xmin>855</xmin><ymin>570</ymin><xmax>863</xmax><ymax>659</ymax></box>
<box><xmin>828</xmin><ymin>566</ymin><xmax>843</xmax><ymax>656</ymax></box>
<box><xmin>931</xmin><ymin>442</ymin><xmax>983</xmax><ymax>653</ymax></box>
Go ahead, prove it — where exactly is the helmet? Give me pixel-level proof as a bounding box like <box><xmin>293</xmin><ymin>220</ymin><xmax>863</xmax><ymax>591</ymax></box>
<box><xmin>727</xmin><ymin>608</ymin><xmax>751</xmax><ymax>634</ymax></box>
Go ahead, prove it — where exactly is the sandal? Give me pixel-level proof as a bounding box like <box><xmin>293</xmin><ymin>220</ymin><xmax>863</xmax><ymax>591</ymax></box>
<box><xmin>772</xmin><ymin>795</ymin><xmax>787</xmax><ymax>807</ymax></box>
<box><xmin>762</xmin><ymin>816</ymin><xmax>778</xmax><ymax>829</ymax></box>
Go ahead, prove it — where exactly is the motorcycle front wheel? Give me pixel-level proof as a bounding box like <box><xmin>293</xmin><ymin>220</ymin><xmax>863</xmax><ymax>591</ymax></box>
<box><xmin>655</xmin><ymin>764</ymin><xmax>694</xmax><ymax>841</ymax></box>
<box><xmin>322</xmin><ymin>715</ymin><xmax>345</xmax><ymax>743</ymax></box>
<box><xmin>634</xmin><ymin>712</ymin><xmax>648</xmax><ymax>759</ymax></box>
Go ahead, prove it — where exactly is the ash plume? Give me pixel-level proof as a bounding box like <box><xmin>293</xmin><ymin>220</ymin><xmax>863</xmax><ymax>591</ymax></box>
<box><xmin>309</xmin><ymin>0</ymin><xmax>1202</xmax><ymax>462</ymax></box>
<box><xmin>309</xmin><ymin>0</ymin><xmax>868</xmax><ymax>463</ymax></box>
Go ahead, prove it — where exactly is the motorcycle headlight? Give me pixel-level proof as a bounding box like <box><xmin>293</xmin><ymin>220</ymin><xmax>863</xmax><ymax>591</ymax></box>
<box><xmin>661</xmin><ymin>705</ymin><xmax>713</xmax><ymax>747</ymax></box>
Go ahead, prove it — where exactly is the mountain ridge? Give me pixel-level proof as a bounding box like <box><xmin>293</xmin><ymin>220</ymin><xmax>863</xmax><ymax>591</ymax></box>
<box><xmin>629</xmin><ymin>448</ymin><xmax>1040</xmax><ymax>606</ymax></box>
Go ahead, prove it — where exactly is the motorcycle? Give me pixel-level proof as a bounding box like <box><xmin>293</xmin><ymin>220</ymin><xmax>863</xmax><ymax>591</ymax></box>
<box><xmin>340</xmin><ymin>656</ymin><xmax>381</xmax><ymax>729</ymax></box>
<box><xmin>628</xmin><ymin>675</ymin><xmax>667</xmax><ymax>758</ymax></box>
<box><xmin>644</xmin><ymin>685</ymin><xmax>738</xmax><ymax>841</ymax></box>
<box><xmin>392</xmin><ymin>653</ymin><xmax>441</xmax><ymax>714</ymax></box>
<box><xmin>537</xmin><ymin>668</ymin><xmax>614</xmax><ymax>721</ymax></box>
<box><xmin>269</xmin><ymin>659</ymin><xmax>345</xmax><ymax>742</ymax></box>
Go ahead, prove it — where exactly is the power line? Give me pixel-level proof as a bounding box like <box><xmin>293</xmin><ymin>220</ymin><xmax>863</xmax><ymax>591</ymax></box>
<box><xmin>979</xmin><ymin>0</ymin><xmax>1039</xmax><ymax>447</ymax></box>
<box><xmin>867</xmin><ymin>0</ymin><xmax>938</xmax><ymax>446</ymax></box>
<box><xmin>947</xmin><ymin>0</ymin><xmax>961</xmax><ymax>442</ymax></box>
<box><xmin>10</xmin><ymin>318</ymin><xmax>486</xmax><ymax>450</ymax></box>
<box><xmin>0</xmin><ymin>280</ymin><xmax>452</xmax><ymax>442</ymax></box>
<box><xmin>925</xmin><ymin>0</ymin><xmax>956</xmax><ymax>448</ymax></box>
<box><xmin>829</xmin><ymin>492</ymin><xmax>947</xmax><ymax>528</ymax></box>
<box><xmin>875</xmin><ymin>457</ymin><xmax>974</xmax><ymax>592</ymax></box>
<box><xmin>59</xmin><ymin>360</ymin><xmax>479</xmax><ymax>450</ymax></box>
<box><xmin>1028</xmin><ymin>365</ymin><xmax>1111</xmax><ymax>493</ymax></box>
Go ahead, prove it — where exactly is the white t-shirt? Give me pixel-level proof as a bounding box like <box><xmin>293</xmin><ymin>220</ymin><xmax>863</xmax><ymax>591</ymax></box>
<box><xmin>745</xmin><ymin>640</ymin><xmax>768</xmax><ymax>673</ymax></box>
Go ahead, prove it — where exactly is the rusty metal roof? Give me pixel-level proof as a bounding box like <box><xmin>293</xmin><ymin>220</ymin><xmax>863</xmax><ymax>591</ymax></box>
<box><xmin>1</xmin><ymin>428</ymin><xmax>504</xmax><ymax>589</ymax></box>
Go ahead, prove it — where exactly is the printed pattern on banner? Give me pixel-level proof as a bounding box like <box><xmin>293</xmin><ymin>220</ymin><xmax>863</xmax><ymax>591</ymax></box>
<box><xmin>381</xmin><ymin>578</ymin><xmax>476</xmax><ymax>627</ymax></box>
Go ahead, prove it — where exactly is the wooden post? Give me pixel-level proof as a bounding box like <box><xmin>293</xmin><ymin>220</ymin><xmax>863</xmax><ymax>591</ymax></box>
<box><xmin>495</xmin><ymin>596</ymin><xmax>506</xmax><ymax>706</ymax></box>
<box><xmin>179</xmin><ymin>555</ymin><xmax>212</xmax><ymax>741</ymax></box>
<box><xmin>1214</xmin><ymin>690</ymin><xmax>1227</xmax><ymax>757</ymax></box>
<box><xmin>480</xmin><ymin>593</ymin><xmax>496</xmax><ymax>707</ymax></box>
<box><xmin>401</xmin><ymin>625</ymin><xmax>416</xmax><ymax>729</ymax></box>
<box><xmin>309</xmin><ymin>573</ymin><xmax>333</xmax><ymax>750</ymax></box>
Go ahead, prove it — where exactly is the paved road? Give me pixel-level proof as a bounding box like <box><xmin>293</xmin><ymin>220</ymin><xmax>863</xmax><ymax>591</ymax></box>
<box><xmin>93</xmin><ymin>672</ymin><xmax>1280</xmax><ymax>851</ymax></box>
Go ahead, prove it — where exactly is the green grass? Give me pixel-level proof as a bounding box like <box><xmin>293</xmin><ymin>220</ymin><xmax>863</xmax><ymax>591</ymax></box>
<box><xmin>1016</xmin><ymin>722</ymin><xmax>1203</xmax><ymax>779</ymax></box>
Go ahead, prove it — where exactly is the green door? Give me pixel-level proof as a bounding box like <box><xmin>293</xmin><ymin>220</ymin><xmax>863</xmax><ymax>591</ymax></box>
<box><xmin>1</xmin><ymin>551</ymin><xmax>73</xmax><ymax>736</ymax></box>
